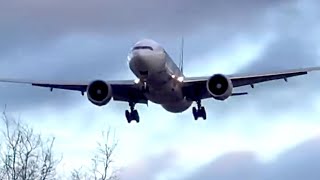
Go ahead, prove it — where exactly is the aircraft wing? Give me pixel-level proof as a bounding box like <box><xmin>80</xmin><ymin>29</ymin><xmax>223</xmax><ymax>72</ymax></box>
<box><xmin>182</xmin><ymin>67</ymin><xmax>320</xmax><ymax>100</ymax></box>
<box><xmin>0</xmin><ymin>78</ymin><xmax>148</xmax><ymax>104</ymax></box>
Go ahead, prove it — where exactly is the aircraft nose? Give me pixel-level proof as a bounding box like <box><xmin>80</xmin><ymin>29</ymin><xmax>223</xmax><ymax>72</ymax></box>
<box><xmin>131</xmin><ymin>50</ymin><xmax>144</xmax><ymax>61</ymax></box>
<box><xmin>131</xmin><ymin>51</ymin><xmax>150</xmax><ymax>66</ymax></box>
<box><xmin>129</xmin><ymin>50</ymin><xmax>150</xmax><ymax>75</ymax></box>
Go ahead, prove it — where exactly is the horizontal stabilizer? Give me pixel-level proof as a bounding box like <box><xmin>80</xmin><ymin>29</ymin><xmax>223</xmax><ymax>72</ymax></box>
<box><xmin>231</xmin><ymin>92</ymin><xmax>248</xmax><ymax>96</ymax></box>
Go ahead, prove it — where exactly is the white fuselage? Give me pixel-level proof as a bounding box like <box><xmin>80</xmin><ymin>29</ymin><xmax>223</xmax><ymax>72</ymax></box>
<box><xmin>128</xmin><ymin>39</ymin><xmax>192</xmax><ymax>113</ymax></box>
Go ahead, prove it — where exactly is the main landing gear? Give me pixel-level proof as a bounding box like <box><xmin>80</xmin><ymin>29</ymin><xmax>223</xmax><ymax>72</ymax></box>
<box><xmin>192</xmin><ymin>100</ymin><xmax>207</xmax><ymax>120</ymax></box>
<box><xmin>125</xmin><ymin>81</ymin><xmax>148</xmax><ymax>123</ymax></box>
<box><xmin>125</xmin><ymin>102</ymin><xmax>140</xmax><ymax>123</ymax></box>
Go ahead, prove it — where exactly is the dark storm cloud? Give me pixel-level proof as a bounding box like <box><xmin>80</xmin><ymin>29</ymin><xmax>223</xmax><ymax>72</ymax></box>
<box><xmin>185</xmin><ymin>136</ymin><xmax>320</xmax><ymax>180</ymax></box>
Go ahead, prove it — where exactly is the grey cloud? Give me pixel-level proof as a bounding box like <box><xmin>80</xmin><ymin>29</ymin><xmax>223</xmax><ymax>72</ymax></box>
<box><xmin>199</xmin><ymin>0</ymin><xmax>320</xmax><ymax>120</ymax></box>
<box><xmin>185</xmin><ymin>152</ymin><xmax>262</xmax><ymax>180</ymax></box>
<box><xmin>0</xmin><ymin>0</ymin><xmax>289</xmax><ymax>34</ymax></box>
<box><xmin>119</xmin><ymin>151</ymin><xmax>177</xmax><ymax>180</ymax></box>
<box><xmin>0</xmin><ymin>0</ymin><xmax>292</xmax><ymax>53</ymax></box>
<box><xmin>0</xmin><ymin>35</ymin><xmax>134</xmax><ymax>112</ymax></box>
<box><xmin>118</xmin><ymin>136</ymin><xmax>320</xmax><ymax>180</ymax></box>
<box><xmin>185</xmin><ymin>136</ymin><xmax>320</xmax><ymax>180</ymax></box>
<box><xmin>222</xmin><ymin>33</ymin><xmax>320</xmax><ymax>116</ymax></box>
<box><xmin>238</xmin><ymin>37</ymin><xmax>318</xmax><ymax>73</ymax></box>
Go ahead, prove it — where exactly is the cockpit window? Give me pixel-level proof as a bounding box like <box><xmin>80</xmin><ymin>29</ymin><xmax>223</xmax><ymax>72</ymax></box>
<box><xmin>132</xmin><ymin>46</ymin><xmax>154</xmax><ymax>51</ymax></box>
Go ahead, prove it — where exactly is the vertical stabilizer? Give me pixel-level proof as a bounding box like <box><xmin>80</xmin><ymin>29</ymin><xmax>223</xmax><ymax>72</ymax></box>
<box><xmin>179</xmin><ymin>37</ymin><xmax>184</xmax><ymax>74</ymax></box>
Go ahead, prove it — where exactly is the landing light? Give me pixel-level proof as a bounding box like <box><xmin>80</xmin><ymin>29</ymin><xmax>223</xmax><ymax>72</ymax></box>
<box><xmin>134</xmin><ymin>79</ymin><xmax>140</xmax><ymax>84</ymax></box>
<box><xmin>177</xmin><ymin>76</ymin><xmax>184</xmax><ymax>82</ymax></box>
<box><xmin>171</xmin><ymin>75</ymin><xmax>176</xmax><ymax>79</ymax></box>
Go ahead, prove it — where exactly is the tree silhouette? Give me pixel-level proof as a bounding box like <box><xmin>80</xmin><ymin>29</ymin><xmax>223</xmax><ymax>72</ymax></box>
<box><xmin>71</xmin><ymin>128</ymin><xmax>119</xmax><ymax>180</ymax></box>
<box><xmin>0</xmin><ymin>109</ymin><xmax>61</xmax><ymax>180</ymax></box>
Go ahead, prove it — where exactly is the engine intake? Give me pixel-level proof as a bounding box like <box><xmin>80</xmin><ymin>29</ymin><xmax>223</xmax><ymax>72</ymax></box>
<box><xmin>87</xmin><ymin>80</ymin><xmax>112</xmax><ymax>106</ymax></box>
<box><xmin>206</xmin><ymin>74</ymin><xmax>233</xmax><ymax>101</ymax></box>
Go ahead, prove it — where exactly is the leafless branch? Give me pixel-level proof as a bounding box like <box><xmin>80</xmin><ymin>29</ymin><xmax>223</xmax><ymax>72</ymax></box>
<box><xmin>70</xmin><ymin>127</ymin><xmax>119</xmax><ymax>180</ymax></box>
<box><xmin>0</xmin><ymin>109</ymin><xmax>61</xmax><ymax>180</ymax></box>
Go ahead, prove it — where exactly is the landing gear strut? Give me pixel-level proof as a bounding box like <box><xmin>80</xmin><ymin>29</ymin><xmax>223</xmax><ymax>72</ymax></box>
<box><xmin>141</xmin><ymin>82</ymin><xmax>149</xmax><ymax>93</ymax></box>
<box><xmin>192</xmin><ymin>100</ymin><xmax>207</xmax><ymax>120</ymax></box>
<box><xmin>125</xmin><ymin>102</ymin><xmax>140</xmax><ymax>123</ymax></box>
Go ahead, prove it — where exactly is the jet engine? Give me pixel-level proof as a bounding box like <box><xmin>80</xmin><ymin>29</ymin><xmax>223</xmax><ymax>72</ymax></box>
<box><xmin>206</xmin><ymin>74</ymin><xmax>233</xmax><ymax>101</ymax></box>
<box><xmin>87</xmin><ymin>80</ymin><xmax>112</xmax><ymax>106</ymax></box>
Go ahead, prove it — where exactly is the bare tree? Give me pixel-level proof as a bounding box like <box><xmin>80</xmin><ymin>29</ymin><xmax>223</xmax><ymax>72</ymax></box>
<box><xmin>71</xmin><ymin>128</ymin><xmax>119</xmax><ymax>180</ymax></box>
<box><xmin>0</xmin><ymin>109</ymin><xmax>61</xmax><ymax>180</ymax></box>
<box><xmin>70</xmin><ymin>167</ymin><xmax>91</xmax><ymax>180</ymax></box>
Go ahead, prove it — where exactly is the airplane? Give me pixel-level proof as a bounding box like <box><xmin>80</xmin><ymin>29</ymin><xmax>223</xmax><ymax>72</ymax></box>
<box><xmin>0</xmin><ymin>38</ymin><xmax>319</xmax><ymax>123</ymax></box>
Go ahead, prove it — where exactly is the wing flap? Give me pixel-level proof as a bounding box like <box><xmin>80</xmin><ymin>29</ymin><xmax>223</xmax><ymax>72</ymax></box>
<box><xmin>230</xmin><ymin>67</ymin><xmax>320</xmax><ymax>87</ymax></box>
<box><xmin>0</xmin><ymin>78</ymin><xmax>88</xmax><ymax>91</ymax></box>
<box><xmin>32</xmin><ymin>83</ymin><xmax>87</xmax><ymax>92</ymax></box>
<box><xmin>231</xmin><ymin>71</ymin><xmax>306</xmax><ymax>87</ymax></box>
<box><xmin>111</xmin><ymin>84</ymin><xmax>148</xmax><ymax>104</ymax></box>
<box><xmin>231</xmin><ymin>92</ymin><xmax>248</xmax><ymax>96</ymax></box>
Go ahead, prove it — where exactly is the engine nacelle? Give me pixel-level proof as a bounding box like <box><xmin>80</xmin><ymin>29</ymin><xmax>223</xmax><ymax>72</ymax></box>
<box><xmin>87</xmin><ymin>80</ymin><xmax>112</xmax><ymax>106</ymax></box>
<box><xmin>206</xmin><ymin>74</ymin><xmax>233</xmax><ymax>101</ymax></box>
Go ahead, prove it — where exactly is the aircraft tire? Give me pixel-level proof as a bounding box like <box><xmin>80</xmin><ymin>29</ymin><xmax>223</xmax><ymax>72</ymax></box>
<box><xmin>192</xmin><ymin>107</ymin><xmax>198</xmax><ymax>120</ymax></box>
<box><xmin>132</xmin><ymin>110</ymin><xmax>140</xmax><ymax>123</ymax></box>
<box><xmin>125</xmin><ymin>110</ymin><xmax>132</xmax><ymax>123</ymax></box>
<box><xmin>200</xmin><ymin>107</ymin><xmax>207</xmax><ymax>120</ymax></box>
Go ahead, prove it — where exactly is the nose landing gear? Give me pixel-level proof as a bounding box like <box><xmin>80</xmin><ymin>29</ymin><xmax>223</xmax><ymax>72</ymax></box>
<box><xmin>125</xmin><ymin>102</ymin><xmax>140</xmax><ymax>123</ymax></box>
<box><xmin>192</xmin><ymin>100</ymin><xmax>207</xmax><ymax>120</ymax></box>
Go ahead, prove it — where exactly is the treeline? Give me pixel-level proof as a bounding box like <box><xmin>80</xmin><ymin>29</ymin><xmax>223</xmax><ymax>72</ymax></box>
<box><xmin>0</xmin><ymin>110</ymin><xmax>119</xmax><ymax>180</ymax></box>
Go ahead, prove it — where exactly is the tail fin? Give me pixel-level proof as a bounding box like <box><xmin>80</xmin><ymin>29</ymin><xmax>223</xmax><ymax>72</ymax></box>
<box><xmin>179</xmin><ymin>37</ymin><xmax>184</xmax><ymax>74</ymax></box>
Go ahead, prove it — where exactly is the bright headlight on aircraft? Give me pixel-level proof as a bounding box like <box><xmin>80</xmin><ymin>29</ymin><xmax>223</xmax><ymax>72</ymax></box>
<box><xmin>177</xmin><ymin>76</ymin><xmax>184</xmax><ymax>82</ymax></box>
<box><xmin>171</xmin><ymin>75</ymin><xmax>176</xmax><ymax>79</ymax></box>
<box><xmin>134</xmin><ymin>79</ymin><xmax>140</xmax><ymax>84</ymax></box>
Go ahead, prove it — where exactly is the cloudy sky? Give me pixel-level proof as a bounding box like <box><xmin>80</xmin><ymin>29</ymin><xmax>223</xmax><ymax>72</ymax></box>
<box><xmin>1</xmin><ymin>0</ymin><xmax>320</xmax><ymax>179</ymax></box>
